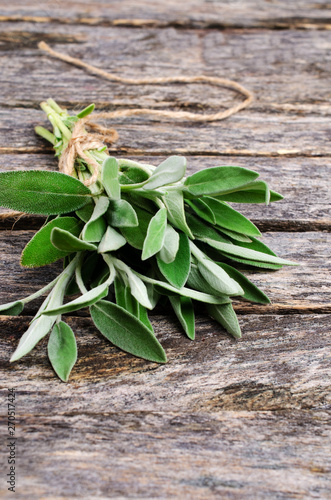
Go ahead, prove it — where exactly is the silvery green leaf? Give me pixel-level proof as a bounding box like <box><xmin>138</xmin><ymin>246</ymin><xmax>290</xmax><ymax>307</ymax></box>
<box><xmin>157</xmin><ymin>232</ymin><xmax>190</xmax><ymax>289</ymax></box>
<box><xmin>142</xmin><ymin>207</ymin><xmax>167</xmax><ymax>260</ymax></box>
<box><xmin>137</xmin><ymin>274</ymin><xmax>230</xmax><ymax>305</ymax></box>
<box><xmin>114</xmin><ymin>260</ymin><xmax>153</xmax><ymax>309</ymax></box>
<box><xmin>143</xmin><ymin>156</ymin><xmax>186</xmax><ymax>190</ymax></box>
<box><xmin>98</xmin><ymin>226</ymin><xmax>126</xmax><ymax>253</ymax></box>
<box><xmin>190</xmin><ymin>243</ymin><xmax>244</xmax><ymax>296</ymax></box>
<box><xmin>47</xmin><ymin>321</ymin><xmax>77</xmax><ymax>382</ymax></box>
<box><xmin>0</xmin><ymin>170</ymin><xmax>92</xmax><ymax>215</ymax></box>
<box><xmin>186</xmin><ymin>198</ymin><xmax>216</xmax><ymax>224</ymax></box>
<box><xmin>203</xmin><ymin>239</ymin><xmax>297</xmax><ymax>266</ymax></box>
<box><xmin>184</xmin><ymin>166</ymin><xmax>259</xmax><ymax>197</ymax></box>
<box><xmin>21</xmin><ymin>216</ymin><xmax>83</xmax><ymax>268</ymax></box>
<box><xmin>51</xmin><ymin>228</ymin><xmax>97</xmax><ymax>252</ymax></box>
<box><xmin>187</xmin><ymin>263</ymin><xmax>229</xmax><ymax>296</ymax></box>
<box><xmin>82</xmin><ymin>196</ymin><xmax>109</xmax><ymax>242</ymax></box>
<box><xmin>90</xmin><ymin>300</ymin><xmax>167</xmax><ymax>363</ymax></box>
<box><xmin>207</xmin><ymin>303</ymin><xmax>242</xmax><ymax>339</ymax></box>
<box><xmin>163</xmin><ymin>190</ymin><xmax>193</xmax><ymax>238</ymax></box>
<box><xmin>106</xmin><ymin>199</ymin><xmax>138</xmax><ymax>227</ymax></box>
<box><xmin>217</xmin><ymin>263</ymin><xmax>270</xmax><ymax>304</ymax></box>
<box><xmin>102</xmin><ymin>157</ymin><xmax>120</xmax><ymax>200</ymax></box>
<box><xmin>202</xmin><ymin>196</ymin><xmax>261</xmax><ymax>237</ymax></box>
<box><xmin>186</xmin><ymin>213</ymin><xmax>229</xmax><ymax>243</ymax></box>
<box><xmin>120</xmin><ymin>206</ymin><xmax>152</xmax><ymax>249</ymax></box>
<box><xmin>76</xmin><ymin>202</ymin><xmax>94</xmax><ymax>222</ymax></box>
<box><xmin>42</xmin><ymin>283</ymin><xmax>109</xmax><ymax>316</ymax></box>
<box><xmin>0</xmin><ymin>300</ymin><xmax>24</xmax><ymax>316</ymax></box>
<box><xmin>169</xmin><ymin>296</ymin><xmax>195</xmax><ymax>340</ymax></box>
<box><xmin>218</xmin><ymin>227</ymin><xmax>252</xmax><ymax>243</ymax></box>
<box><xmin>158</xmin><ymin>225</ymin><xmax>180</xmax><ymax>264</ymax></box>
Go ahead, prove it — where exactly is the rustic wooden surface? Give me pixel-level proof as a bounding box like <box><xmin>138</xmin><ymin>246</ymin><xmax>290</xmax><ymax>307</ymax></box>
<box><xmin>0</xmin><ymin>1</ymin><xmax>330</xmax><ymax>498</ymax></box>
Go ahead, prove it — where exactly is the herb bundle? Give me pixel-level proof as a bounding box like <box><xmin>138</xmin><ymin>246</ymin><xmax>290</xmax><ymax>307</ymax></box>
<box><xmin>0</xmin><ymin>99</ymin><xmax>296</xmax><ymax>381</ymax></box>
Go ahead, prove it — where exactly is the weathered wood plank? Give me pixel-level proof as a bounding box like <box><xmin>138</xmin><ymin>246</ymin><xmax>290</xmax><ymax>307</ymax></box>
<box><xmin>1</xmin><ymin>107</ymin><xmax>331</xmax><ymax>156</ymax></box>
<box><xmin>1</xmin><ymin>314</ymin><xmax>330</xmax><ymax>412</ymax></box>
<box><xmin>1</xmin><ymin>0</ymin><xmax>331</xmax><ymax>29</ymax></box>
<box><xmin>0</xmin><ymin>409</ymin><xmax>329</xmax><ymax>499</ymax></box>
<box><xmin>0</xmin><ymin>231</ymin><xmax>329</xmax><ymax>315</ymax></box>
<box><xmin>1</xmin><ymin>25</ymin><xmax>331</xmax><ymax>114</ymax></box>
<box><xmin>1</xmin><ymin>154</ymin><xmax>330</xmax><ymax>227</ymax></box>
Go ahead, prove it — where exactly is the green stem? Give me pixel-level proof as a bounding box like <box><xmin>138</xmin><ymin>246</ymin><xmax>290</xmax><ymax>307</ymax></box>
<box><xmin>35</xmin><ymin>126</ymin><xmax>56</xmax><ymax>146</ymax></box>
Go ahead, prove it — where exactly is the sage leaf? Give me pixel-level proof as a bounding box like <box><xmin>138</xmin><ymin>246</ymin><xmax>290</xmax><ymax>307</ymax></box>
<box><xmin>82</xmin><ymin>196</ymin><xmax>109</xmax><ymax>242</ymax></box>
<box><xmin>143</xmin><ymin>156</ymin><xmax>186</xmax><ymax>190</ymax></box>
<box><xmin>190</xmin><ymin>243</ymin><xmax>244</xmax><ymax>296</ymax></box>
<box><xmin>76</xmin><ymin>103</ymin><xmax>95</xmax><ymax>118</ymax></box>
<box><xmin>42</xmin><ymin>283</ymin><xmax>109</xmax><ymax>316</ymax></box>
<box><xmin>0</xmin><ymin>300</ymin><xmax>24</xmax><ymax>316</ymax></box>
<box><xmin>163</xmin><ymin>190</ymin><xmax>193</xmax><ymax>238</ymax></box>
<box><xmin>142</xmin><ymin>207</ymin><xmax>167</xmax><ymax>260</ymax></box>
<box><xmin>0</xmin><ymin>170</ymin><xmax>91</xmax><ymax>215</ymax></box>
<box><xmin>218</xmin><ymin>227</ymin><xmax>252</xmax><ymax>243</ymax></box>
<box><xmin>48</xmin><ymin>321</ymin><xmax>77</xmax><ymax>382</ymax></box>
<box><xmin>158</xmin><ymin>225</ymin><xmax>180</xmax><ymax>263</ymax></box>
<box><xmin>51</xmin><ymin>228</ymin><xmax>97</xmax><ymax>252</ymax></box>
<box><xmin>76</xmin><ymin>202</ymin><xmax>94</xmax><ymax>222</ymax></box>
<box><xmin>157</xmin><ymin>232</ymin><xmax>190</xmax><ymax>288</ymax></box>
<box><xmin>119</xmin><ymin>165</ymin><xmax>149</xmax><ymax>185</ymax></box>
<box><xmin>207</xmin><ymin>303</ymin><xmax>242</xmax><ymax>339</ymax></box>
<box><xmin>90</xmin><ymin>300</ymin><xmax>167</xmax><ymax>363</ymax></box>
<box><xmin>114</xmin><ymin>278</ymin><xmax>153</xmax><ymax>332</ymax></box>
<box><xmin>184</xmin><ymin>166</ymin><xmax>259</xmax><ymax>197</ymax></box>
<box><xmin>169</xmin><ymin>296</ymin><xmax>195</xmax><ymax>340</ymax></box>
<box><xmin>102</xmin><ymin>157</ymin><xmax>120</xmax><ymax>200</ymax></box>
<box><xmin>98</xmin><ymin>226</ymin><xmax>126</xmax><ymax>253</ymax></box>
<box><xmin>120</xmin><ymin>206</ymin><xmax>152</xmax><ymax>249</ymax></box>
<box><xmin>217</xmin><ymin>263</ymin><xmax>270</xmax><ymax>304</ymax></box>
<box><xmin>203</xmin><ymin>239</ymin><xmax>297</xmax><ymax>266</ymax></box>
<box><xmin>106</xmin><ymin>199</ymin><xmax>138</xmax><ymax>227</ymax></box>
<box><xmin>114</xmin><ymin>260</ymin><xmax>153</xmax><ymax>309</ymax></box>
<box><xmin>186</xmin><ymin>198</ymin><xmax>216</xmax><ymax>224</ymax></box>
<box><xmin>186</xmin><ymin>213</ymin><xmax>229</xmax><ymax>243</ymax></box>
<box><xmin>21</xmin><ymin>216</ymin><xmax>83</xmax><ymax>267</ymax></box>
<box><xmin>202</xmin><ymin>197</ymin><xmax>261</xmax><ymax>237</ymax></box>
<box><xmin>215</xmin><ymin>189</ymin><xmax>283</xmax><ymax>204</ymax></box>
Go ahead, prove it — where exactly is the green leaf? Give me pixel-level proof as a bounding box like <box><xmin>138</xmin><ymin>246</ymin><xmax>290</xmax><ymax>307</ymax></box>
<box><xmin>0</xmin><ymin>170</ymin><xmax>91</xmax><ymax>215</ymax></box>
<box><xmin>169</xmin><ymin>296</ymin><xmax>195</xmax><ymax>340</ymax></box>
<box><xmin>76</xmin><ymin>103</ymin><xmax>95</xmax><ymax>119</ymax></box>
<box><xmin>98</xmin><ymin>226</ymin><xmax>126</xmax><ymax>253</ymax></box>
<box><xmin>203</xmin><ymin>239</ymin><xmax>297</xmax><ymax>266</ymax></box>
<box><xmin>90</xmin><ymin>300</ymin><xmax>167</xmax><ymax>363</ymax></box>
<box><xmin>106</xmin><ymin>199</ymin><xmax>138</xmax><ymax>227</ymax></box>
<box><xmin>215</xmin><ymin>189</ymin><xmax>283</xmax><ymax>204</ymax></box>
<box><xmin>47</xmin><ymin>321</ymin><xmax>77</xmax><ymax>382</ymax></box>
<box><xmin>82</xmin><ymin>196</ymin><xmax>109</xmax><ymax>242</ymax></box>
<box><xmin>157</xmin><ymin>232</ymin><xmax>191</xmax><ymax>288</ymax></box>
<box><xmin>163</xmin><ymin>190</ymin><xmax>194</xmax><ymax>238</ymax></box>
<box><xmin>207</xmin><ymin>303</ymin><xmax>242</xmax><ymax>338</ymax></box>
<box><xmin>217</xmin><ymin>263</ymin><xmax>270</xmax><ymax>304</ymax></box>
<box><xmin>119</xmin><ymin>166</ymin><xmax>149</xmax><ymax>185</ymax></box>
<box><xmin>51</xmin><ymin>228</ymin><xmax>97</xmax><ymax>252</ymax></box>
<box><xmin>142</xmin><ymin>207</ymin><xmax>167</xmax><ymax>260</ymax></box>
<box><xmin>21</xmin><ymin>216</ymin><xmax>83</xmax><ymax>267</ymax></box>
<box><xmin>202</xmin><ymin>197</ymin><xmax>261</xmax><ymax>237</ymax></box>
<box><xmin>187</xmin><ymin>263</ymin><xmax>224</xmax><ymax>295</ymax></box>
<box><xmin>143</xmin><ymin>156</ymin><xmax>186</xmax><ymax>190</ymax></box>
<box><xmin>114</xmin><ymin>277</ymin><xmax>153</xmax><ymax>332</ymax></box>
<box><xmin>186</xmin><ymin>198</ymin><xmax>216</xmax><ymax>224</ymax></box>
<box><xmin>42</xmin><ymin>283</ymin><xmax>109</xmax><ymax>316</ymax></box>
<box><xmin>114</xmin><ymin>260</ymin><xmax>153</xmax><ymax>309</ymax></box>
<box><xmin>138</xmin><ymin>274</ymin><xmax>230</xmax><ymax>305</ymax></box>
<box><xmin>102</xmin><ymin>157</ymin><xmax>120</xmax><ymax>200</ymax></box>
<box><xmin>76</xmin><ymin>202</ymin><xmax>94</xmax><ymax>222</ymax></box>
<box><xmin>158</xmin><ymin>225</ymin><xmax>180</xmax><ymax>264</ymax></box>
<box><xmin>186</xmin><ymin>213</ymin><xmax>229</xmax><ymax>243</ymax></box>
<box><xmin>0</xmin><ymin>300</ymin><xmax>24</xmax><ymax>316</ymax></box>
<box><xmin>190</xmin><ymin>243</ymin><xmax>244</xmax><ymax>296</ymax></box>
<box><xmin>218</xmin><ymin>227</ymin><xmax>252</xmax><ymax>243</ymax></box>
<box><xmin>184</xmin><ymin>166</ymin><xmax>259</xmax><ymax>197</ymax></box>
<box><xmin>120</xmin><ymin>206</ymin><xmax>152</xmax><ymax>249</ymax></box>
<box><xmin>66</xmin><ymin>252</ymin><xmax>100</xmax><ymax>295</ymax></box>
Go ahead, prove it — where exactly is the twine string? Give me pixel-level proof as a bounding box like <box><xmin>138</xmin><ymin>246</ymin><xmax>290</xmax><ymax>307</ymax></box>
<box><xmin>38</xmin><ymin>41</ymin><xmax>254</xmax><ymax>186</ymax></box>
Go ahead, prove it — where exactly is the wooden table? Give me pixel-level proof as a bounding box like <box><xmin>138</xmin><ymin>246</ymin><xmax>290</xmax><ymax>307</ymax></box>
<box><xmin>0</xmin><ymin>2</ymin><xmax>330</xmax><ymax>498</ymax></box>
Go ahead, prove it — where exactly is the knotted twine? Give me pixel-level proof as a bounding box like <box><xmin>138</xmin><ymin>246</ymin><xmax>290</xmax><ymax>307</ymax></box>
<box><xmin>39</xmin><ymin>41</ymin><xmax>254</xmax><ymax>187</ymax></box>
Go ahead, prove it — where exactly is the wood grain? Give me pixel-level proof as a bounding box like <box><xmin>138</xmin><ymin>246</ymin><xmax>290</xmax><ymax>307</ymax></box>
<box><xmin>0</xmin><ymin>2</ymin><xmax>330</xmax><ymax>497</ymax></box>
<box><xmin>1</xmin><ymin>0</ymin><xmax>331</xmax><ymax>29</ymax></box>
<box><xmin>1</xmin><ymin>154</ymin><xmax>330</xmax><ymax>227</ymax></box>
<box><xmin>1</xmin><ymin>24</ymin><xmax>331</xmax><ymax>114</ymax></box>
<box><xmin>0</xmin><ymin>409</ymin><xmax>330</xmax><ymax>499</ymax></box>
<box><xmin>0</xmin><ymin>231</ymin><xmax>329</xmax><ymax>314</ymax></box>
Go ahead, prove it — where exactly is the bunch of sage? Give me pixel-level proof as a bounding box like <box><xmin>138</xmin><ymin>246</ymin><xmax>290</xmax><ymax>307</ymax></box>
<box><xmin>0</xmin><ymin>99</ymin><xmax>296</xmax><ymax>381</ymax></box>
